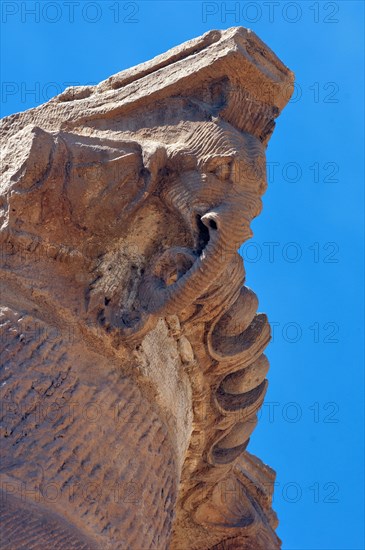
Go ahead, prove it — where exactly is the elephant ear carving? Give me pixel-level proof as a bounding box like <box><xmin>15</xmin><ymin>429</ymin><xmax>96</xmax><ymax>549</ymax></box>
<box><xmin>59</xmin><ymin>134</ymin><xmax>167</xmax><ymax>235</ymax></box>
<box><xmin>3</xmin><ymin>130</ymin><xmax>167</xmax><ymax>245</ymax></box>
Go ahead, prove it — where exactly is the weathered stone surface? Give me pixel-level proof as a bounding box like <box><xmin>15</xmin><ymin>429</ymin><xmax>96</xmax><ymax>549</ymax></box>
<box><xmin>0</xmin><ymin>27</ymin><xmax>293</xmax><ymax>549</ymax></box>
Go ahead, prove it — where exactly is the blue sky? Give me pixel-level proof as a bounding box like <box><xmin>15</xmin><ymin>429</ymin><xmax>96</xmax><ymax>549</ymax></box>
<box><xmin>1</xmin><ymin>2</ymin><xmax>364</xmax><ymax>549</ymax></box>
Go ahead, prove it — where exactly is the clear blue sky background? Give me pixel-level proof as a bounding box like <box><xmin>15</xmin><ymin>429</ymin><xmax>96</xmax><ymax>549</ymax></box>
<box><xmin>1</xmin><ymin>2</ymin><xmax>364</xmax><ymax>549</ymax></box>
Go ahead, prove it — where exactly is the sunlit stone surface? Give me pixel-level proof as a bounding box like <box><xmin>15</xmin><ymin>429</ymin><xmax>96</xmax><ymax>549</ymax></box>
<box><xmin>0</xmin><ymin>27</ymin><xmax>293</xmax><ymax>549</ymax></box>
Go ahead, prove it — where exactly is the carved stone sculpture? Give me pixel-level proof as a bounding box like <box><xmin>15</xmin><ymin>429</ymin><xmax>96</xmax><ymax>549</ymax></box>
<box><xmin>0</xmin><ymin>28</ymin><xmax>293</xmax><ymax>549</ymax></box>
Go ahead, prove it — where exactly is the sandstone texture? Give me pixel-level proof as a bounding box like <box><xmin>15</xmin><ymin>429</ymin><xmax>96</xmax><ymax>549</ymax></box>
<box><xmin>0</xmin><ymin>27</ymin><xmax>294</xmax><ymax>549</ymax></box>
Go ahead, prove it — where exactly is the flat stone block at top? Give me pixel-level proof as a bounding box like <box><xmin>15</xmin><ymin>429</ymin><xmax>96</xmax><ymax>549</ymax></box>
<box><xmin>1</xmin><ymin>27</ymin><xmax>294</xmax><ymax>144</ymax></box>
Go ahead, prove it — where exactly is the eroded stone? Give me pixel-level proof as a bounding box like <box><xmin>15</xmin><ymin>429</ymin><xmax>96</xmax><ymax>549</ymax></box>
<box><xmin>0</xmin><ymin>27</ymin><xmax>293</xmax><ymax>550</ymax></box>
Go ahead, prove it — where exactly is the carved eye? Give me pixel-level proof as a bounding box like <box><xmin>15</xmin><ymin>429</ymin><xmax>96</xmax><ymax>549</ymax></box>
<box><xmin>204</xmin><ymin>158</ymin><xmax>232</xmax><ymax>181</ymax></box>
<box><xmin>213</xmin><ymin>163</ymin><xmax>231</xmax><ymax>181</ymax></box>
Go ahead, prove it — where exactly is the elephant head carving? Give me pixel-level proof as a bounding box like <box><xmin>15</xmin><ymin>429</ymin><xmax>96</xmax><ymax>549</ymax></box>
<box><xmin>0</xmin><ymin>28</ymin><xmax>293</xmax><ymax>550</ymax></box>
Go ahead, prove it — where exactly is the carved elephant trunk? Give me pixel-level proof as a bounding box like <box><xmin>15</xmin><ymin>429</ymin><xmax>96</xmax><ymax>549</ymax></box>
<box><xmin>139</xmin><ymin>196</ymin><xmax>259</xmax><ymax>318</ymax></box>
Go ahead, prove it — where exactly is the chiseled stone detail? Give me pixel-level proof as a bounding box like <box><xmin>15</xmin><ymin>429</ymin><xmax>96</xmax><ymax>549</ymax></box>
<box><xmin>0</xmin><ymin>28</ymin><xmax>293</xmax><ymax>549</ymax></box>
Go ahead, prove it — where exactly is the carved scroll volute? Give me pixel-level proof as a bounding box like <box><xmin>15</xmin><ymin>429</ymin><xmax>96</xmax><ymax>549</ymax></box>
<box><xmin>0</xmin><ymin>27</ymin><xmax>293</xmax><ymax>550</ymax></box>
